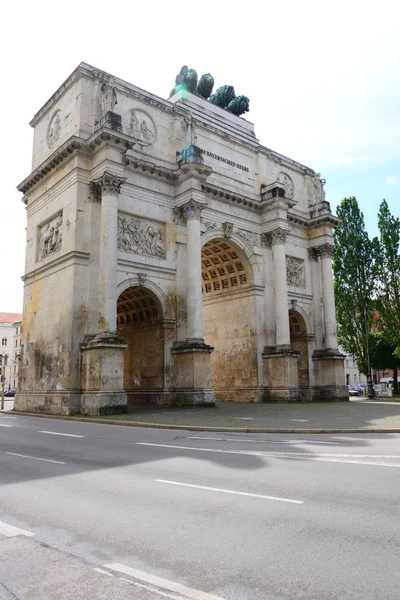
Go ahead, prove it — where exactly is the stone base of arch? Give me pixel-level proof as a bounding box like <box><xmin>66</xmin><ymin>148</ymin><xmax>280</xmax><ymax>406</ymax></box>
<box><xmin>171</xmin><ymin>341</ymin><xmax>215</xmax><ymax>406</ymax></box>
<box><xmin>262</xmin><ymin>348</ymin><xmax>302</xmax><ymax>402</ymax></box>
<box><xmin>80</xmin><ymin>337</ymin><xmax>128</xmax><ymax>415</ymax></box>
<box><xmin>312</xmin><ymin>350</ymin><xmax>349</xmax><ymax>401</ymax></box>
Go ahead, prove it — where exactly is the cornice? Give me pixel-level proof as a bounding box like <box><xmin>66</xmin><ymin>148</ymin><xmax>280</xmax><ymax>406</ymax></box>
<box><xmin>259</xmin><ymin>145</ymin><xmax>315</xmax><ymax>176</ymax></box>
<box><xmin>18</xmin><ymin>129</ymin><xmax>136</xmax><ymax>198</ymax></box>
<box><xmin>123</xmin><ymin>155</ymin><xmax>179</xmax><ymax>182</ymax></box>
<box><xmin>18</xmin><ymin>137</ymin><xmax>87</xmax><ymax>197</ymax></box>
<box><xmin>201</xmin><ymin>182</ymin><xmax>260</xmax><ymax>212</ymax></box>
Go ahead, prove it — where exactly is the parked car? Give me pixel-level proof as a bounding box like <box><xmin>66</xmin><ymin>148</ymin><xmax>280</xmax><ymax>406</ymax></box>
<box><xmin>4</xmin><ymin>389</ymin><xmax>17</xmax><ymax>397</ymax></box>
<box><xmin>347</xmin><ymin>385</ymin><xmax>361</xmax><ymax>396</ymax></box>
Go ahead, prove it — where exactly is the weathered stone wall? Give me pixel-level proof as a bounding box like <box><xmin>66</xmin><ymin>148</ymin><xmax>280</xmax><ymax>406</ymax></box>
<box><xmin>119</xmin><ymin>323</ymin><xmax>164</xmax><ymax>399</ymax></box>
<box><xmin>203</xmin><ymin>292</ymin><xmax>259</xmax><ymax>401</ymax></box>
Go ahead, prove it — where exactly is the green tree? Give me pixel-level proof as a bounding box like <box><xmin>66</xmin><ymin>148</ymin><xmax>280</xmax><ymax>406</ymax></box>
<box><xmin>376</xmin><ymin>200</ymin><xmax>400</xmax><ymax>374</ymax></box>
<box><xmin>370</xmin><ymin>332</ymin><xmax>400</xmax><ymax>392</ymax></box>
<box><xmin>333</xmin><ymin>197</ymin><xmax>379</xmax><ymax>374</ymax></box>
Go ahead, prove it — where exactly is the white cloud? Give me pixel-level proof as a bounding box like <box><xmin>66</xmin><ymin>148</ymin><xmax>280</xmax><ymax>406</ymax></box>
<box><xmin>386</xmin><ymin>175</ymin><xmax>398</xmax><ymax>185</ymax></box>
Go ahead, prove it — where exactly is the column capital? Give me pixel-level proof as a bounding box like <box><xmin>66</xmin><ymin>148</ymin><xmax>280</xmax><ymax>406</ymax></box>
<box><xmin>91</xmin><ymin>171</ymin><xmax>126</xmax><ymax>195</ymax></box>
<box><xmin>174</xmin><ymin>199</ymin><xmax>207</xmax><ymax>223</ymax></box>
<box><xmin>265</xmin><ymin>227</ymin><xmax>291</xmax><ymax>246</ymax></box>
<box><xmin>316</xmin><ymin>243</ymin><xmax>335</xmax><ymax>258</ymax></box>
<box><xmin>308</xmin><ymin>247</ymin><xmax>319</xmax><ymax>262</ymax></box>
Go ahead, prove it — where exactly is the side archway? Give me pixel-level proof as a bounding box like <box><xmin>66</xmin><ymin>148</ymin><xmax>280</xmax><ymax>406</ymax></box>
<box><xmin>289</xmin><ymin>308</ymin><xmax>311</xmax><ymax>391</ymax></box>
<box><xmin>117</xmin><ymin>284</ymin><xmax>166</xmax><ymax>405</ymax></box>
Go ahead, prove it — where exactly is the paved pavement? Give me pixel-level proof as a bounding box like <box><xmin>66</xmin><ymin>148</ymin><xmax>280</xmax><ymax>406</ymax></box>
<box><xmin>9</xmin><ymin>398</ymin><xmax>400</xmax><ymax>432</ymax></box>
<box><xmin>87</xmin><ymin>398</ymin><xmax>400</xmax><ymax>432</ymax></box>
<box><xmin>1</xmin><ymin>412</ymin><xmax>400</xmax><ymax>599</ymax></box>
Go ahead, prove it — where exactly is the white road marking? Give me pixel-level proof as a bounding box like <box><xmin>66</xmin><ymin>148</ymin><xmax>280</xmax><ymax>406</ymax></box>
<box><xmin>39</xmin><ymin>430</ymin><xmax>85</xmax><ymax>438</ymax></box>
<box><xmin>157</xmin><ymin>479</ymin><xmax>304</xmax><ymax>504</ymax></box>
<box><xmin>0</xmin><ymin>423</ymin><xmax>13</xmax><ymax>428</ymax></box>
<box><xmin>290</xmin><ymin>419</ymin><xmax>309</xmax><ymax>422</ymax></box>
<box><xmin>120</xmin><ymin>577</ymin><xmax>185</xmax><ymax>600</ymax></box>
<box><xmin>0</xmin><ymin>520</ymin><xmax>34</xmax><ymax>538</ymax></box>
<box><xmin>104</xmin><ymin>562</ymin><xmax>227</xmax><ymax>600</ymax></box>
<box><xmin>6</xmin><ymin>452</ymin><xmax>66</xmax><ymax>464</ymax></box>
<box><xmin>93</xmin><ymin>567</ymin><xmax>114</xmax><ymax>577</ymax></box>
<box><xmin>137</xmin><ymin>442</ymin><xmax>400</xmax><ymax>468</ymax></box>
<box><xmin>187</xmin><ymin>436</ymin><xmax>346</xmax><ymax>445</ymax></box>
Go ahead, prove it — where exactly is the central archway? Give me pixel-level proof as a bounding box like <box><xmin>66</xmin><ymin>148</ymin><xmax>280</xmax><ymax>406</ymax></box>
<box><xmin>117</xmin><ymin>286</ymin><xmax>165</xmax><ymax>405</ymax></box>
<box><xmin>201</xmin><ymin>238</ymin><xmax>259</xmax><ymax>401</ymax></box>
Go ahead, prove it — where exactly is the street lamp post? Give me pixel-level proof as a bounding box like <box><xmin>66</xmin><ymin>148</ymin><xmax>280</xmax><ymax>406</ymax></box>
<box><xmin>364</xmin><ymin>304</ymin><xmax>375</xmax><ymax>399</ymax></box>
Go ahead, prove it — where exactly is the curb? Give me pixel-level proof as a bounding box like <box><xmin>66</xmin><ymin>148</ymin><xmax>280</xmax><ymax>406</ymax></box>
<box><xmin>6</xmin><ymin>411</ymin><xmax>400</xmax><ymax>434</ymax></box>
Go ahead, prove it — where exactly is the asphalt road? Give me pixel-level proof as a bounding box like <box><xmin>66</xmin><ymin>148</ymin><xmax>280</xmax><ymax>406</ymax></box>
<box><xmin>1</xmin><ymin>414</ymin><xmax>400</xmax><ymax>600</ymax></box>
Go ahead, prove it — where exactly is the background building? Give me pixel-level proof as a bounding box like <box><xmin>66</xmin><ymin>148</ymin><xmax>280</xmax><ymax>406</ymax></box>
<box><xmin>0</xmin><ymin>313</ymin><xmax>22</xmax><ymax>391</ymax></box>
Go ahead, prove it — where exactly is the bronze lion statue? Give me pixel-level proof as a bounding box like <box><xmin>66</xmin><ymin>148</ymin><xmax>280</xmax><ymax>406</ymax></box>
<box><xmin>208</xmin><ymin>85</ymin><xmax>236</xmax><ymax>109</ymax></box>
<box><xmin>226</xmin><ymin>95</ymin><xmax>250</xmax><ymax>117</ymax></box>
<box><xmin>195</xmin><ymin>73</ymin><xmax>214</xmax><ymax>99</ymax></box>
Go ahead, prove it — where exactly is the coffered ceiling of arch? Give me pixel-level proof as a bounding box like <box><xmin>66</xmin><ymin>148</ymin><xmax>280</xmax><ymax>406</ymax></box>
<box><xmin>117</xmin><ymin>287</ymin><xmax>162</xmax><ymax>327</ymax></box>
<box><xmin>201</xmin><ymin>239</ymin><xmax>250</xmax><ymax>296</ymax></box>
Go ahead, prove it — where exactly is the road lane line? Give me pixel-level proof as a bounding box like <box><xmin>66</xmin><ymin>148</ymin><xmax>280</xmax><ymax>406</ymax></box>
<box><xmin>119</xmin><ymin>577</ymin><xmax>184</xmax><ymax>600</ymax></box>
<box><xmin>0</xmin><ymin>423</ymin><xmax>13</xmax><ymax>428</ymax></box>
<box><xmin>0</xmin><ymin>521</ymin><xmax>34</xmax><ymax>538</ymax></box>
<box><xmin>104</xmin><ymin>562</ymin><xmax>227</xmax><ymax>600</ymax></box>
<box><xmin>157</xmin><ymin>479</ymin><xmax>304</xmax><ymax>504</ymax></box>
<box><xmin>187</xmin><ymin>436</ymin><xmax>346</xmax><ymax>445</ymax></box>
<box><xmin>137</xmin><ymin>442</ymin><xmax>400</xmax><ymax>468</ymax></box>
<box><xmin>38</xmin><ymin>430</ymin><xmax>85</xmax><ymax>438</ymax></box>
<box><xmin>6</xmin><ymin>452</ymin><xmax>66</xmax><ymax>464</ymax></box>
<box><xmin>93</xmin><ymin>568</ymin><xmax>114</xmax><ymax>577</ymax></box>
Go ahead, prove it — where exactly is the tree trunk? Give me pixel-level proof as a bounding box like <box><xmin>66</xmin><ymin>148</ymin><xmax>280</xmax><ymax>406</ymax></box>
<box><xmin>394</xmin><ymin>367</ymin><xmax>399</xmax><ymax>393</ymax></box>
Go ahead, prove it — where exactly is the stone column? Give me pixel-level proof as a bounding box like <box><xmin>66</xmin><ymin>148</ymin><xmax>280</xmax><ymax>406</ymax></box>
<box><xmin>92</xmin><ymin>172</ymin><xmax>126</xmax><ymax>337</ymax></box>
<box><xmin>309</xmin><ymin>247</ymin><xmax>324</xmax><ymax>349</ymax></box>
<box><xmin>271</xmin><ymin>227</ymin><xmax>291</xmax><ymax>349</ymax></box>
<box><xmin>182</xmin><ymin>199</ymin><xmax>205</xmax><ymax>343</ymax></box>
<box><xmin>317</xmin><ymin>243</ymin><xmax>338</xmax><ymax>351</ymax></box>
<box><xmin>170</xmin><ymin>197</ymin><xmax>214</xmax><ymax>406</ymax></box>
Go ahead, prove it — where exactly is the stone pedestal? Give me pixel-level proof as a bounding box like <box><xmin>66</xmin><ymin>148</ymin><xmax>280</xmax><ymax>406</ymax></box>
<box><xmin>312</xmin><ymin>350</ymin><xmax>348</xmax><ymax>401</ymax></box>
<box><xmin>81</xmin><ymin>336</ymin><xmax>127</xmax><ymax>415</ymax></box>
<box><xmin>262</xmin><ymin>348</ymin><xmax>300</xmax><ymax>401</ymax></box>
<box><xmin>171</xmin><ymin>342</ymin><xmax>215</xmax><ymax>405</ymax></box>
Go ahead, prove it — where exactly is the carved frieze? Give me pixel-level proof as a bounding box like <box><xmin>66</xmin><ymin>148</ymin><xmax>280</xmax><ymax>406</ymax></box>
<box><xmin>118</xmin><ymin>215</ymin><xmax>165</xmax><ymax>258</ymax></box>
<box><xmin>48</xmin><ymin>111</ymin><xmax>62</xmax><ymax>148</ymax></box>
<box><xmin>38</xmin><ymin>213</ymin><xmax>63</xmax><ymax>261</ymax></box>
<box><xmin>127</xmin><ymin>109</ymin><xmax>156</xmax><ymax>145</ymax></box>
<box><xmin>286</xmin><ymin>257</ymin><xmax>305</xmax><ymax>288</ymax></box>
<box><xmin>236</xmin><ymin>228</ymin><xmax>261</xmax><ymax>246</ymax></box>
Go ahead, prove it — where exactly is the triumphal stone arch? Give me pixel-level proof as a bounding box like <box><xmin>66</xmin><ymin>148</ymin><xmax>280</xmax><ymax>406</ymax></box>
<box><xmin>15</xmin><ymin>63</ymin><xmax>347</xmax><ymax>415</ymax></box>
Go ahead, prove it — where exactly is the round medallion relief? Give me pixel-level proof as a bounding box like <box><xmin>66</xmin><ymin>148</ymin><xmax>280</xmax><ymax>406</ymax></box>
<box><xmin>277</xmin><ymin>171</ymin><xmax>294</xmax><ymax>200</ymax></box>
<box><xmin>128</xmin><ymin>109</ymin><xmax>156</xmax><ymax>146</ymax></box>
<box><xmin>48</xmin><ymin>110</ymin><xmax>62</xmax><ymax>148</ymax></box>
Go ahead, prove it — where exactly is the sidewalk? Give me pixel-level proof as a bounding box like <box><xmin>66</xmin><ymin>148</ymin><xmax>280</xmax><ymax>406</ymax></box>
<box><xmin>9</xmin><ymin>398</ymin><xmax>400</xmax><ymax>433</ymax></box>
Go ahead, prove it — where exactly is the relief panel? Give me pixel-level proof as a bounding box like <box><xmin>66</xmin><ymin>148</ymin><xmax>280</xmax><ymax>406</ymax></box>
<box><xmin>118</xmin><ymin>214</ymin><xmax>165</xmax><ymax>258</ymax></box>
<box><xmin>286</xmin><ymin>256</ymin><xmax>305</xmax><ymax>288</ymax></box>
<box><xmin>37</xmin><ymin>212</ymin><xmax>63</xmax><ymax>261</ymax></box>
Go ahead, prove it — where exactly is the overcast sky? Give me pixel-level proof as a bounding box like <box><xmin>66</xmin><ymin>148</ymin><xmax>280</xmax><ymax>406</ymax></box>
<box><xmin>1</xmin><ymin>0</ymin><xmax>399</xmax><ymax>312</ymax></box>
